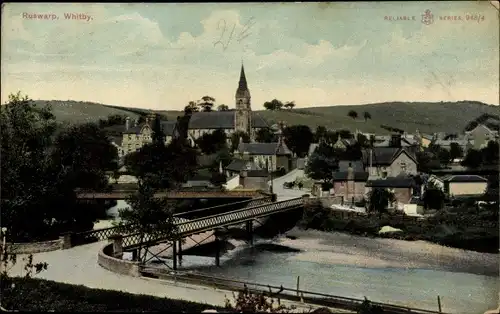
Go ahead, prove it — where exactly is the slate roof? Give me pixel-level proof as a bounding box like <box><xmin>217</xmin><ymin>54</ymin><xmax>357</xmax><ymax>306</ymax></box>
<box><xmin>332</xmin><ymin>171</ymin><xmax>369</xmax><ymax>181</ymax></box>
<box><xmin>161</xmin><ymin>121</ymin><xmax>178</xmax><ymax>136</ymax></box>
<box><xmin>246</xmin><ymin>170</ymin><xmax>269</xmax><ymax>177</ymax></box>
<box><xmin>187</xmin><ymin>111</ymin><xmax>267</xmax><ymax>129</ymax></box>
<box><xmin>442</xmin><ymin>175</ymin><xmax>488</xmax><ymax>183</ymax></box>
<box><xmin>361</xmin><ymin>147</ymin><xmax>417</xmax><ymax>166</ymax></box>
<box><xmin>338</xmin><ymin>160</ymin><xmax>364</xmax><ymax>172</ymax></box>
<box><xmin>226</xmin><ymin>159</ymin><xmax>260</xmax><ymax>172</ymax></box>
<box><xmin>123</xmin><ymin>125</ymin><xmax>144</xmax><ymax>134</ymax></box>
<box><xmin>366</xmin><ymin>177</ymin><xmax>416</xmax><ymax>188</ymax></box>
<box><xmin>238</xmin><ymin>142</ymin><xmax>292</xmax><ymax>156</ymax></box>
<box><xmin>109</xmin><ymin>136</ymin><xmax>123</xmax><ymax>146</ymax></box>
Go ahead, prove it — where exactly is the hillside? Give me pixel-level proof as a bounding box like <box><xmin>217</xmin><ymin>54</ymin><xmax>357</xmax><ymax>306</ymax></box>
<box><xmin>23</xmin><ymin>100</ymin><xmax>500</xmax><ymax>135</ymax></box>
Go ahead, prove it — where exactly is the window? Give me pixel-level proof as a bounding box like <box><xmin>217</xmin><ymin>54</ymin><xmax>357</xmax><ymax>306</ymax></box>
<box><xmin>400</xmin><ymin>162</ymin><xmax>407</xmax><ymax>172</ymax></box>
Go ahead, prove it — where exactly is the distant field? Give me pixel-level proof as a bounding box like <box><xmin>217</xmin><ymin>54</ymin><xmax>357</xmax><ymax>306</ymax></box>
<box><xmin>24</xmin><ymin>100</ymin><xmax>500</xmax><ymax>134</ymax></box>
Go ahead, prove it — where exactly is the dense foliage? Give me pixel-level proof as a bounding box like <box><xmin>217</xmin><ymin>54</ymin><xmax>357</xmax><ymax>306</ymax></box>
<box><xmin>300</xmin><ymin>201</ymin><xmax>499</xmax><ymax>253</ymax></box>
<box><xmin>283</xmin><ymin>125</ymin><xmax>314</xmax><ymax>157</ymax></box>
<box><xmin>1</xmin><ymin>278</ymin><xmax>219</xmax><ymax>312</ymax></box>
<box><xmin>1</xmin><ymin>92</ymin><xmax>118</xmax><ymax>242</ymax></box>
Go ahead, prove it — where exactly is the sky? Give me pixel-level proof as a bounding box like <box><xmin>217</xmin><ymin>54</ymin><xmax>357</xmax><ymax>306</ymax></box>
<box><xmin>1</xmin><ymin>2</ymin><xmax>499</xmax><ymax>110</ymax></box>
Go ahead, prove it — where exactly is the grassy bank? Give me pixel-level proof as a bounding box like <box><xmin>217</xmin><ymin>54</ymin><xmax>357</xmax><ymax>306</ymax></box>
<box><xmin>1</xmin><ymin>277</ymin><xmax>222</xmax><ymax>312</ymax></box>
<box><xmin>299</xmin><ymin>203</ymin><xmax>499</xmax><ymax>254</ymax></box>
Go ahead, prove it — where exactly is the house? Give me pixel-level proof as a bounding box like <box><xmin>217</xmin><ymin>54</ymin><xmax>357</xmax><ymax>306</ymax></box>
<box><xmin>331</xmin><ymin>164</ymin><xmax>369</xmax><ymax>203</ymax></box>
<box><xmin>442</xmin><ymin>175</ymin><xmax>488</xmax><ymax>197</ymax></box>
<box><xmin>239</xmin><ymin>169</ymin><xmax>270</xmax><ymax>190</ymax></box>
<box><xmin>433</xmin><ymin>138</ymin><xmax>473</xmax><ymax>153</ymax></box>
<box><xmin>420</xmin><ymin>134</ymin><xmax>433</xmax><ymax>148</ymax></box>
<box><xmin>104</xmin><ymin>64</ymin><xmax>268</xmax><ymax>157</ymax></box>
<box><xmin>225</xmin><ymin>157</ymin><xmax>261</xmax><ymax>177</ymax></box>
<box><xmin>366</xmin><ymin>176</ymin><xmax>418</xmax><ymax>205</ymax></box>
<box><xmin>236</xmin><ymin>141</ymin><xmax>293</xmax><ymax>172</ymax></box>
<box><xmin>362</xmin><ymin>147</ymin><xmax>418</xmax><ymax>179</ymax></box>
<box><xmin>333</xmin><ymin>138</ymin><xmax>355</xmax><ymax>150</ymax></box>
<box><xmin>465</xmin><ymin>124</ymin><xmax>499</xmax><ymax>149</ymax></box>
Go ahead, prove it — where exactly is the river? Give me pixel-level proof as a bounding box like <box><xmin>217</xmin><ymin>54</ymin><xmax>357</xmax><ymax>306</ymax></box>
<box><xmin>109</xmin><ymin>200</ymin><xmax>499</xmax><ymax>314</ymax></box>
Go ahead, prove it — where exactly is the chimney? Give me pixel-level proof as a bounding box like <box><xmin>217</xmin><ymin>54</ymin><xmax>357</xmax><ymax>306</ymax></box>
<box><xmin>125</xmin><ymin>117</ymin><xmax>130</xmax><ymax>130</ymax></box>
<box><xmin>391</xmin><ymin>134</ymin><xmax>401</xmax><ymax>148</ymax></box>
<box><xmin>347</xmin><ymin>162</ymin><xmax>354</xmax><ymax>181</ymax></box>
<box><xmin>242</xmin><ymin>151</ymin><xmax>250</xmax><ymax>161</ymax></box>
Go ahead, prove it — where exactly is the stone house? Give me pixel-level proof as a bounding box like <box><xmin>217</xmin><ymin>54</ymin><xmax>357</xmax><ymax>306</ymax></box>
<box><xmin>362</xmin><ymin>147</ymin><xmax>418</xmax><ymax>179</ymax></box>
<box><xmin>441</xmin><ymin>175</ymin><xmax>489</xmax><ymax>197</ymax></box>
<box><xmin>239</xmin><ymin>169</ymin><xmax>270</xmax><ymax>190</ymax></box>
<box><xmin>464</xmin><ymin>124</ymin><xmax>499</xmax><ymax>149</ymax></box>
<box><xmin>331</xmin><ymin>164</ymin><xmax>369</xmax><ymax>203</ymax></box>
<box><xmin>236</xmin><ymin>142</ymin><xmax>293</xmax><ymax>172</ymax></box>
<box><xmin>366</xmin><ymin>176</ymin><xmax>418</xmax><ymax>205</ymax></box>
<box><xmin>225</xmin><ymin>157</ymin><xmax>261</xmax><ymax>177</ymax></box>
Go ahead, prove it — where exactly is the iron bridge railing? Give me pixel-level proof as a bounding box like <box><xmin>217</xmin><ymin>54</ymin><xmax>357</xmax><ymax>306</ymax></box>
<box><xmin>122</xmin><ymin>197</ymin><xmax>304</xmax><ymax>250</ymax></box>
<box><xmin>71</xmin><ymin>196</ymin><xmax>272</xmax><ymax>245</ymax></box>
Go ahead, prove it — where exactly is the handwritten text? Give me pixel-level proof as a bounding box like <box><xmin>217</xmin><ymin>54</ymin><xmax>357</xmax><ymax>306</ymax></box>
<box><xmin>213</xmin><ymin>17</ymin><xmax>256</xmax><ymax>51</ymax></box>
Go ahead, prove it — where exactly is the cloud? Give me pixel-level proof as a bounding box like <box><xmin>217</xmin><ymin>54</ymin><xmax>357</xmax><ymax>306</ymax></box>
<box><xmin>1</xmin><ymin>3</ymin><xmax>498</xmax><ymax>108</ymax></box>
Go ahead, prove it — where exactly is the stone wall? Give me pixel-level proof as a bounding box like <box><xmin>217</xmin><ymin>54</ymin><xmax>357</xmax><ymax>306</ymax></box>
<box><xmin>6</xmin><ymin>238</ymin><xmax>63</xmax><ymax>254</ymax></box>
<box><xmin>97</xmin><ymin>243</ymin><xmax>140</xmax><ymax>277</ymax></box>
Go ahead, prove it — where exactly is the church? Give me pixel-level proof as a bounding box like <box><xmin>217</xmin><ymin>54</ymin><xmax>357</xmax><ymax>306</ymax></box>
<box><xmin>185</xmin><ymin>64</ymin><xmax>268</xmax><ymax>141</ymax></box>
<box><xmin>107</xmin><ymin>64</ymin><xmax>268</xmax><ymax>158</ymax></box>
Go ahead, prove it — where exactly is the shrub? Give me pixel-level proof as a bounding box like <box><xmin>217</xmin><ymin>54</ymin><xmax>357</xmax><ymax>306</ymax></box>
<box><xmin>2</xmin><ymin>278</ymin><xmax>221</xmax><ymax>312</ymax></box>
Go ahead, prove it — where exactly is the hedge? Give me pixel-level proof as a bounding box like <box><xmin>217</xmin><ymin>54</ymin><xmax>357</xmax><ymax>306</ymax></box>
<box><xmin>1</xmin><ymin>277</ymin><xmax>224</xmax><ymax>312</ymax></box>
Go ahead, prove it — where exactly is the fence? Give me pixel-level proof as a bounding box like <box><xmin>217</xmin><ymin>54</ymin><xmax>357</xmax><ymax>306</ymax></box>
<box><xmin>139</xmin><ymin>268</ymin><xmax>448</xmax><ymax>314</ymax></box>
<box><xmin>121</xmin><ymin>197</ymin><xmax>304</xmax><ymax>250</ymax></box>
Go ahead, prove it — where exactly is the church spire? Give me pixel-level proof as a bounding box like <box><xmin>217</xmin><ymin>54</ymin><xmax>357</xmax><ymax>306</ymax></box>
<box><xmin>238</xmin><ymin>63</ymin><xmax>248</xmax><ymax>91</ymax></box>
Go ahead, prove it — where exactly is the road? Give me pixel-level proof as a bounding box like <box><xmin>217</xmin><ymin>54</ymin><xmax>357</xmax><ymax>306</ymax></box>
<box><xmin>268</xmin><ymin>169</ymin><xmax>307</xmax><ymax>201</ymax></box>
<box><xmin>7</xmin><ymin>169</ymin><xmax>345</xmax><ymax>312</ymax></box>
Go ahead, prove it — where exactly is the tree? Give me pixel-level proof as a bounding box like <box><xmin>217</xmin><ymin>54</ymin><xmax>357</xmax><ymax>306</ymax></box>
<box><xmin>437</xmin><ymin>148</ymin><xmax>451</xmax><ymax>167</ymax></box>
<box><xmin>217</xmin><ymin>104</ymin><xmax>230</xmax><ymax>111</ymax></box>
<box><xmin>363</xmin><ymin>111</ymin><xmax>371</xmax><ymax>122</ymax></box>
<box><xmin>423</xmin><ymin>188</ymin><xmax>445</xmax><ymax>210</ymax></box>
<box><xmin>416</xmin><ymin>151</ymin><xmax>440</xmax><ymax>172</ymax></box>
<box><xmin>256</xmin><ymin>128</ymin><xmax>276</xmax><ymax>143</ymax></box>
<box><xmin>125</xmin><ymin>141</ymin><xmax>198</xmax><ymax>190</ymax></box>
<box><xmin>196</xmin><ymin>129</ymin><xmax>227</xmax><ymax>155</ymax></box>
<box><xmin>199</xmin><ymin>96</ymin><xmax>216</xmax><ymax>112</ymax></box>
<box><xmin>151</xmin><ymin>114</ymin><xmax>166</xmax><ymax>145</ymax></box>
<box><xmin>449</xmin><ymin>142</ymin><xmax>463</xmax><ymax>161</ymax></box>
<box><xmin>1</xmin><ymin>93</ymin><xmax>65</xmax><ymax>241</ymax></box>
<box><xmin>284</xmin><ymin>101</ymin><xmax>295</xmax><ymax>109</ymax></box>
<box><xmin>98</xmin><ymin>114</ymin><xmax>128</xmax><ymax>128</ymax></box>
<box><xmin>338</xmin><ymin>129</ymin><xmax>352</xmax><ymax>139</ymax></box>
<box><xmin>1</xmin><ymin>92</ymin><xmax>117</xmax><ymax>241</ymax></box>
<box><xmin>184</xmin><ymin>101</ymin><xmax>199</xmax><ymax>114</ymax></box>
<box><xmin>305</xmin><ymin>143</ymin><xmax>338</xmax><ymax>184</ymax></box>
<box><xmin>282</xmin><ymin>125</ymin><xmax>314</xmax><ymax>158</ymax></box>
<box><xmin>210</xmin><ymin>172</ymin><xmax>227</xmax><ymax>188</ymax></box>
<box><xmin>461</xmin><ymin>149</ymin><xmax>483</xmax><ymax>169</ymax></box>
<box><xmin>314</xmin><ymin>126</ymin><xmax>327</xmax><ymax>142</ymax></box>
<box><xmin>348</xmin><ymin>110</ymin><xmax>358</xmax><ymax>119</ymax></box>
<box><xmin>481</xmin><ymin>140</ymin><xmax>499</xmax><ymax>165</ymax></box>
<box><xmin>356</xmin><ymin>133</ymin><xmax>369</xmax><ymax>148</ymax></box>
<box><xmin>230</xmin><ymin>131</ymin><xmax>250</xmax><ymax>152</ymax></box>
<box><xmin>367</xmin><ymin>188</ymin><xmax>395</xmax><ymax>217</ymax></box>
<box><xmin>263</xmin><ymin>99</ymin><xmax>284</xmax><ymax>111</ymax></box>
<box><xmin>118</xmin><ymin>182</ymin><xmax>177</xmax><ymax>262</ymax></box>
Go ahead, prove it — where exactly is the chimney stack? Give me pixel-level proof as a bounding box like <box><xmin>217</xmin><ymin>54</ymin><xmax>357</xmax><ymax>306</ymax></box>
<box><xmin>125</xmin><ymin>117</ymin><xmax>130</xmax><ymax>130</ymax></box>
<box><xmin>347</xmin><ymin>162</ymin><xmax>354</xmax><ymax>181</ymax></box>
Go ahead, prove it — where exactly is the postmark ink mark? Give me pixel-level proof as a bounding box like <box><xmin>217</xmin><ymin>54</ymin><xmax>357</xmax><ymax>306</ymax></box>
<box><xmin>213</xmin><ymin>16</ymin><xmax>255</xmax><ymax>51</ymax></box>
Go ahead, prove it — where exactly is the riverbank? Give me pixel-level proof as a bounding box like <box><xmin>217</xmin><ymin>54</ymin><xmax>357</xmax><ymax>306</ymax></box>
<box><xmin>281</xmin><ymin>227</ymin><xmax>499</xmax><ymax>277</ymax></box>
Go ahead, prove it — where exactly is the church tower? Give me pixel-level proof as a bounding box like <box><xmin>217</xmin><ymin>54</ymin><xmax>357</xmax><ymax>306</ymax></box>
<box><xmin>234</xmin><ymin>63</ymin><xmax>252</xmax><ymax>138</ymax></box>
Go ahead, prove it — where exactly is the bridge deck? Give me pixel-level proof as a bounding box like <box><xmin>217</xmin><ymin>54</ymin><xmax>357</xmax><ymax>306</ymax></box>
<box><xmin>122</xmin><ymin>197</ymin><xmax>304</xmax><ymax>250</ymax></box>
<box><xmin>76</xmin><ymin>189</ymin><xmax>266</xmax><ymax>199</ymax></box>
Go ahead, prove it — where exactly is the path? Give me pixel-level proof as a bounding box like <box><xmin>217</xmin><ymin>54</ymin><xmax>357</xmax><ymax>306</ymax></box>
<box><xmin>9</xmin><ymin>242</ymin><xmax>348</xmax><ymax>312</ymax></box>
<box><xmin>268</xmin><ymin>169</ymin><xmax>307</xmax><ymax>201</ymax></box>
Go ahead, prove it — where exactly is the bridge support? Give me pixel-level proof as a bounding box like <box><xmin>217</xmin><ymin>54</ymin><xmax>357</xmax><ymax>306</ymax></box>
<box><xmin>246</xmin><ymin>221</ymin><xmax>253</xmax><ymax>246</ymax></box>
<box><xmin>132</xmin><ymin>249</ymin><xmax>138</xmax><ymax>261</ymax></box>
<box><xmin>177</xmin><ymin>240</ymin><xmax>183</xmax><ymax>265</ymax></box>
<box><xmin>172</xmin><ymin>240</ymin><xmax>177</xmax><ymax>271</ymax></box>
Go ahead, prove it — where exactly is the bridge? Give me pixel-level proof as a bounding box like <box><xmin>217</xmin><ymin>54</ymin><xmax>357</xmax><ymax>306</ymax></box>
<box><xmin>76</xmin><ymin>188</ymin><xmax>267</xmax><ymax>200</ymax></box>
<box><xmin>71</xmin><ymin>196</ymin><xmax>306</xmax><ymax>270</ymax></box>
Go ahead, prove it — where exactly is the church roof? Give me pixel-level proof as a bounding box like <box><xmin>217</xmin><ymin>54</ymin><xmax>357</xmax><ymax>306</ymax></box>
<box><xmin>188</xmin><ymin>111</ymin><xmax>267</xmax><ymax>129</ymax></box>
